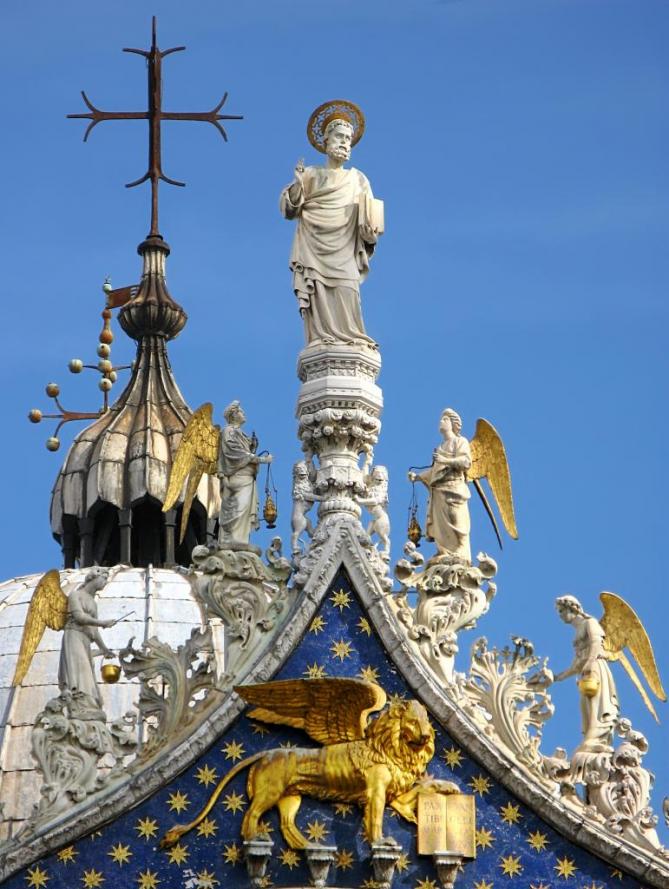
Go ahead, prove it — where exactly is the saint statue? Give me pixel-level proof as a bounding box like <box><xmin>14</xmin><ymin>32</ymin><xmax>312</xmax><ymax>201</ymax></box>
<box><xmin>164</xmin><ymin>402</ymin><xmax>272</xmax><ymax>547</ymax></box>
<box><xmin>217</xmin><ymin>401</ymin><xmax>272</xmax><ymax>545</ymax></box>
<box><xmin>280</xmin><ymin>100</ymin><xmax>382</xmax><ymax>349</ymax></box>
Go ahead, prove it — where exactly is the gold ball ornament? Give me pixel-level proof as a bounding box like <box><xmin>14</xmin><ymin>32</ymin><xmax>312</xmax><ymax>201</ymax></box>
<box><xmin>97</xmin><ymin>343</ymin><xmax>111</xmax><ymax>359</ymax></box>
<box><xmin>307</xmin><ymin>99</ymin><xmax>365</xmax><ymax>154</ymax></box>
<box><xmin>99</xmin><ymin>329</ymin><xmax>114</xmax><ymax>345</ymax></box>
<box><xmin>101</xmin><ymin>661</ymin><xmax>121</xmax><ymax>683</ymax></box>
<box><xmin>46</xmin><ymin>382</ymin><xmax>60</xmax><ymax>398</ymax></box>
<box><xmin>28</xmin><ymin>409</ymin><xmax>42</xmax><ymax>424</ymax></box>
<box><xmin>46</xmin><ymin>436</ymin><xmax>60</xmax><ymax>452</ymax></box>
<box><xmin>98</xmin><ymin>359</ymin><xmax>113</xmax><ymax>374</ymax></box>
<box><xmin>99</xmin><ymin>378</ymin><xmax>113</xmax><ymax>392</ymax></box>
<box><xmin>68</xmin><ymin>359</ymin><xmax>83</xmax><ymax>373</ymax></box>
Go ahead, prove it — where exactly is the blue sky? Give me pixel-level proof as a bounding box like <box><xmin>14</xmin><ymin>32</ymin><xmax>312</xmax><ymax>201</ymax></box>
<box><xmin>1</xmin><ymin>0</ymin><xmax>669</xmax><ymax>842</ymax></box>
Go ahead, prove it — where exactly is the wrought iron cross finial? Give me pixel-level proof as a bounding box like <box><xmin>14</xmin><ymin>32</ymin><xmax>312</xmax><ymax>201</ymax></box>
<box><xmin>68</xmin><ymin>16</ymin><xmax>242</xmax><ymax>237</ymax></box>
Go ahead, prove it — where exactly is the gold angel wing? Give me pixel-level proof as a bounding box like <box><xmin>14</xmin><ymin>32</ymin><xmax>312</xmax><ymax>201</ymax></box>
<box><xmin>12</xmin><ymin>570</ymin><xmax>67</xmax><ymax>686</ymax></box>
<box><xmin>600</xmin><ymin>591</ymin><xmax>667</xmax><ymax>723</ymax></box>
<box><xmin>163</xmin><ymin>403</ymin><xmax>221</xmax><ymax>544</ymax></box>
<box><xmin>235</xmin><ymin>678</ymin><xmax>387</xmax><ymax>745</ymax></box>
<box><xmin>468</xmin><ymin>417</ymin><xmax>518</xmax><ymax>540</ymax></box>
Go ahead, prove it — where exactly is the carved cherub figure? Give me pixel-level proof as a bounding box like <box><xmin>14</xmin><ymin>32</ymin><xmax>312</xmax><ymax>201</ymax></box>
<box><xmin>408</xmin><ymin>409</ymin><xmax>518</xmax><ymax>563</ymax></box>
<box><xmin>291</xmin><ymin>460</ymin><xmax>321</xmax><ymax>555</ymax></box>
<box><xmin>359</xmin><ymin>465</ymin><xmax>390</xmax><ymax>559</ymax></box>
<box><xmin>554</xmin><ymin>593</ymin><xmax>666</xmax><ymax>761</ymax></box>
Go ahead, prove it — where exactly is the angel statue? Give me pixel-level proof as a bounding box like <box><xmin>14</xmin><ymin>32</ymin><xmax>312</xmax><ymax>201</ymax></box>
<box><xmin>554</xmin><ymin>593</ymin><xmax>666</xmax><ymax>763</ymax></box>
<box><xmin>408</xmin><ymin>409</ymin><xmax>518</xmax><ymax>564</ymax></box>
<box><xmin>164</xmin><ymin>401</ymin><xmax>272</xmax><ymax>547</ymax></box>
<box><xmin>290</xmin><ymin>460</ymin><xmax>321</xmax><ymax>555</ymax></box>
<box><xmin>280</xmin><ymin>100</ymin><xmax>382</xmax><ymax>349</ymax></box>
<box><xmin>12</xmin><ymin>567</ymin><xmax>118</xmax><ymax>708</ymax></box>
<box><xmin>359</xmin><ymin>465</ymin><xmax>390</xmax><ymax>559</ymax></box>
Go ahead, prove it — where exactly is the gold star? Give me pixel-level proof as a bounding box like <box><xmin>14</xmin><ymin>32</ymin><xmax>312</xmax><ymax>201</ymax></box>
<box><xmin>304</xmin><ymin>662</ymin><xmax>327</xmax><ymax>679</ymax></box>
<box><xmin>306</xmin><ymin>819</ymin><xmax>328</xmax><ymax>842</ymax></box>
<box><xmin>554</xmin><ymin>856</ymin><xmax>577</xmax><ymax>879</ymax></box>
<box><xmin>610</xmin><ymin>870</ymin><xmax>624</xmax><ymax>881</ymax></box>
<box><xmin>500</xmin><ymin>802</ymin><xmax>521</xmax><ymax>824</ymax></box>
<box><xmin>136</xmin><ymin>870</ymin><xmax>160</xmax><ymax>889</ymax></box>
<box><xmin>251</xmin><ymin>722</ymin><xmax>270</xmax><ymax>736</ymax></box>
<box><xmin>222</xmin><ymin>740</ymin><xmax>245</xmax><ymax>761</ymax></box>
<box><xmin>330</xmin><ymin>589</ymin><xmax>351</xmax><ymax>611</ymax></box>
<box><xmin>389</xmin><ymin>692</ymin><xmax>406</xmax><ymax>705</ymax></box>
<box><xmin>475</xmin><ymin>827</ymin><xmax>494</xmax><ymax>849</ymax></box>
<box><xmin>223</xmin><ymin>791</ymin><xmax>245</xmax><ymax>813</ymax></box>
<box><xmin>334</xmin><ymin>803</ymin><xmax>353</xmax><ymax>817</ymax></box>
<box><xmin>582</xmin><ymin>883</ymin><xmax>603</xmax><ymax>889</ymax></box>
<box><xmin>499</xmin><ymin>854</ymin><xmax>523</xmax><ymax>877</ymax></box>
<box><xmin>257</xmin><ymin>879</ymin><xmax>273</xmax><ymax>889</ymax></box>
<box><xmin>279</xmin><ymin>740</ymin><xmax>297</xmax><ymax>748</ymax></box>
<box><xmin>196</xmin><ymin>764</ymin><xmax>218</xmax><ymax>786</ymax></box>
<box><xmin>415</xmin><ymin>880</ymin><xmax>438</xmax><ymax>889</ymax></box>
<box><xmin>335</xmin><ymin>849</ymin><xmax>354</xmax><ymax>870</ymax></box>
<box><xmin>310</xmin><ymin>616</ymin><xmax>326</xmax><ymax>634</ymax></box>
<box><xmin>280</xmin><ymin>849</ymin><xmax>300</xmax><ymax>869</ymax></box>
<box><xmin>196</xmin><ymin>871</ymin><xmax>219</xmax><ymax>888</ymax></box>
<box><xmin>57</xmin><ymin>846</ymin><xmax>77</xmax><ymax>864</ymax></box>
<box><xmin>167</xmin><ymin>790</ymin><xmax>189</xmax><ymax>813</ymax></box>
<box><xmin>530</xmin><ymin>884</ymin><xmax>551</xmax><ymax>889</ymax></box>
<box><xmin>257</xmin><ymin>819</ymin><xmax>274</xmax><ymax>835</ymax></box>
<box><xmin>358</xmin><ymin>665</ymin><xmax>380</xmax><ymax>683</ymax></box>
<box><xmin>197</xmin><ymin>817</ymin><xmax>218</xmax><ymax>838</ymax></box>
<box><xmin>469</xmin><ymin>774</ymin><xmax>492</xmax><ymax>796</ymax></box>
<box><xmin>330</xmin><ymin>638</ymin><xmax>353</xmax><ymax>661</ymax></box>
<box><xmin>474</xmin><ymin>881</ymin><xmax>493</xmax><ymax>889</ymax></box>
<box><xmin>26</xmin><ymin>866</ymin><xmax>49</xmax><ymax>888</ymax></box>
<box><xmin>357</xmin><ymin>616</ymin><xmax>372</xmax><ymax>635</ymax></box>
<box><xmin>81</xmin><ymin>870</ymin><xmax>104</xmax><ymax>888</ymax></box>
<box><xmin>223</xmin><ymin>843</ymin><xmax>242</xmax><ymax>865</ymax></box>
<box><xmin>443</xmin><ymin>745</ymin><xmax>464</xmax><ymax>769</ymax></box>
<box><xmin>527</xmin><ymin>830</ymin><xmax>548</xmax><ymax>852</ymax></box>
<box><xmin>166</xmin><ymin>843</ymin><xmax>189</xmax><ymax>866</ymax></box>
<box><xmin>135</xmin><ymin>816</ymin><xmax>159</xmax><ymax>840</ymax></box>
<box><xmin>395</xmin><ymin>853</ymin><xmax>410</xmax><ymax>873</ymax></box>
<box><xmin>361</xmin><ymin>881</ymin><xmax>380</xmax><ymax>889</ymax></box>
<box><xmin>108</xmin><ymin>843</ymin><xmax>132</xmax><ymax>865</ymax></box>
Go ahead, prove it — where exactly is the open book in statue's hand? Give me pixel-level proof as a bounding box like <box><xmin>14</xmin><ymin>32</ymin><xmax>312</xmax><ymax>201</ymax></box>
<box><xmin>358</xmin><ymin>193</ymin><xmax>385</xmax><ymax>234</ymax></box>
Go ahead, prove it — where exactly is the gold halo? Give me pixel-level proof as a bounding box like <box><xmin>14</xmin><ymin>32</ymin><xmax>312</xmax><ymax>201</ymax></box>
<box><xmin>307</xmin><ymin>100</ymin><xmax>365</xmax><ymax>154</ymax></box>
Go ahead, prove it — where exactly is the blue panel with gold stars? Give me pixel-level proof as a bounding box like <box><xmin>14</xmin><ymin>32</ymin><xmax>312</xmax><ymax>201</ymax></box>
<box><xmin>6</xmin><ymin>570</ymin><xmax>648</xmax><ymax>889</ymax></box>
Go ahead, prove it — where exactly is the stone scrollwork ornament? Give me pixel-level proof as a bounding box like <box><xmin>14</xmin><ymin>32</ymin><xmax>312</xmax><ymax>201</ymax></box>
<box><xmin>160</xmin><ymin>677</ymin><xmax>459</xmax><ymax>851</ymax></box>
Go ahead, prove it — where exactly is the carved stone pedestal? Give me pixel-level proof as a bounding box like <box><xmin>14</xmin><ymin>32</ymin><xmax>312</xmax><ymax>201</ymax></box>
<box><xmin>370</xmin><ymin>841</ymin><xmax>403</xmax><ymax>888</ymax></box>
<box><xmin>242</xmin><ymin>838</ymin><xmax>273</xmax><ymax>887</ymax></box>
<box><xmin>432</xmin><ymin>852</ymin><xmax>464</xmax><ymax>889</ymax></box>
<box><xmin>304</xmin><ymin>844</ymin><xmax>337</xmax><ymax>887</ymax></box>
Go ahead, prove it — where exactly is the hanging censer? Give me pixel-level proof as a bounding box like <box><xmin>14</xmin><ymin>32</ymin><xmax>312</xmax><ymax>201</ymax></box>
<box><xmin>407</xmin><ymin>475</ymin><xmax>423</xmax><ymax>546</ymax></box>
<box><xmin>263</xmin><ymin>460</ymin><xmax>278</xmax><ymax>529</ymax></box>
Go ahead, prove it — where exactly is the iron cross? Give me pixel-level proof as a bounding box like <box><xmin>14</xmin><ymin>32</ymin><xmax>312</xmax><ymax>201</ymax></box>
<box><xmin>68</xmin><ymin>17</ymin><xmax>242</xmax><ymax>237</ymax></box>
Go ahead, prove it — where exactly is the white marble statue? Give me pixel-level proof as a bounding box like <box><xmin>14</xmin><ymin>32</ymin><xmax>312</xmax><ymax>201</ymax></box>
<box><xmin>553</xmin><ymin>595</ymin><xmax>620</xmax><ymax>757</ymax></box>
<box><xmin>280</xmin><ymin>100</ymin><xmax>381</xmax><ymax>349</ymax></box>
<box><xmin>359</xmin><ymin>465</ymin><xmax>390</xmax><ymax>559</ymax></box>
<box><xmin>217</xmin><ymin>401</ymin><xmax>272</xmax><ymax>545</ymax></box>
<box><xmin>409</xmin><ymin>409</ymin><xmax>472</xmax><ymax>563</ymax></box>
<box><xmin>291</xmin><ymin>460</ymin><xmax>321</xmax><ymax>555</ymax></box>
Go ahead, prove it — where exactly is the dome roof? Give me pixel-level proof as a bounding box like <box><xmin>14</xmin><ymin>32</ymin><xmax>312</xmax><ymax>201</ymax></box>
<box><xmin>0</xmin><ymin>565</ymin><xmax>215</xmax><ymax>842</ymax></box>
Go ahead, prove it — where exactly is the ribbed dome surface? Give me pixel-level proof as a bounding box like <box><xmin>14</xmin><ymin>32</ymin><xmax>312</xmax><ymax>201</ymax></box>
<box><xmin>0</xmin><ymin>566</ymin><xmax>214</xmax><ymax>842</ymax></box>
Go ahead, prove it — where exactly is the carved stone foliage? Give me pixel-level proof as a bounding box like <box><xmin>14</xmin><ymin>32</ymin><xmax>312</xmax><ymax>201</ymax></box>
<box><xmin>119</xmin><ymin>628</ymin><xmax>216</xmax><ymax>763</ymax></box>
<box><xmin>457</xmin><ymin>637</ymin><xmax>554</xmax><ymax>777</ymax></box>
<box><xmin>27</xmin><ymin>690</ymin><xmax>137</xmax><ymax>829</ymax></box>
<box><xmin>393</xmin><ymin>549</ymin><xmax>497</xmax><ymax>684</ymax></box>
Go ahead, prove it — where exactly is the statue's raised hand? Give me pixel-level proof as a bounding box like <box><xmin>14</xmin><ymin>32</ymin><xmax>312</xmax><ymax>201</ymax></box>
<box><xmin>294</xmin><ymin>158</ymin><xmax>305</xmax><ymax>186</ymax></box>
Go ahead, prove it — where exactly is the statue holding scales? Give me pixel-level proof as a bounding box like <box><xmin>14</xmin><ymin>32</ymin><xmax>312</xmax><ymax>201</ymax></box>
<box><xmin>280</xmin><ymin>100</ymin><xmax>384</xmax><ymax>348</ymax></box>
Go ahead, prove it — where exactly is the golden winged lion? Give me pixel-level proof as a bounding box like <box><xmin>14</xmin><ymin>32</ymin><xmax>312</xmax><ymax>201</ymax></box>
<box><xmin>161</xmin><ymin>677</ymin><xmax>457</xmax><ymax>849</ymax></box>
<box><xmin>409</xmin><ymin>409</ymin><xmax>517</xmax><ymax>562</ymax></box>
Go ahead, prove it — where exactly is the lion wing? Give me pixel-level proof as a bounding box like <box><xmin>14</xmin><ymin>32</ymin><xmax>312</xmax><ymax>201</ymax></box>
<box><xmin>600</xmin><ymin>591</ymin><xmax>666</xmax><ymax>722</ymax></box>
<box><xmin>12</xmin><ymin>570</ymin><xmax>67</xmax><ymax>686</ymax></box>
<box><xmin>469</xmin><ymin>417</ymin><xmax>518</xmax><ymax>540</ymax></box>
<box><xmin>235</xmin><ymin>678</ymin><xmax>387</xmax><ymax>745</ymax></box>
<box><xmin>163</xmin><ymin>403</ymin><xmax>220</xmax><ymax>543</ymax></box>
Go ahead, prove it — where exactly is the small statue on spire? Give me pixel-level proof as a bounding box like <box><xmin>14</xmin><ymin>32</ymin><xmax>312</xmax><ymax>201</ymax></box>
<box><xmin>280</xmin><ymin>100</ymin><xmax>384</xmax><ymax>349</ymax></box>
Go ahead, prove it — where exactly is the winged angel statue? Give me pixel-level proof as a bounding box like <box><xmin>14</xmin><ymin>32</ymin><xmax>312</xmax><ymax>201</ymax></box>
<box><xmin>163</xmin><ymin>401</ymin><xmax>272</xmax><ymax>546</ymax></box>
<box><xmin>554</xmin><ymin>592</ymin><xmax>666</xmax><ymax>760</ymax></box>
<box><xmin>12</xmin><ymin>567</ymin><xmax>116</xmax><ymax>708</ymax></box>
<box><xmin>161</xmin><ymin>677</ymin><xmax>457</xmax><ymax>850</ymax></box>
<box><xmin>409</xmin><ymin>409</ymin><xmax>517</xmax><ymax>563</ymax></box>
